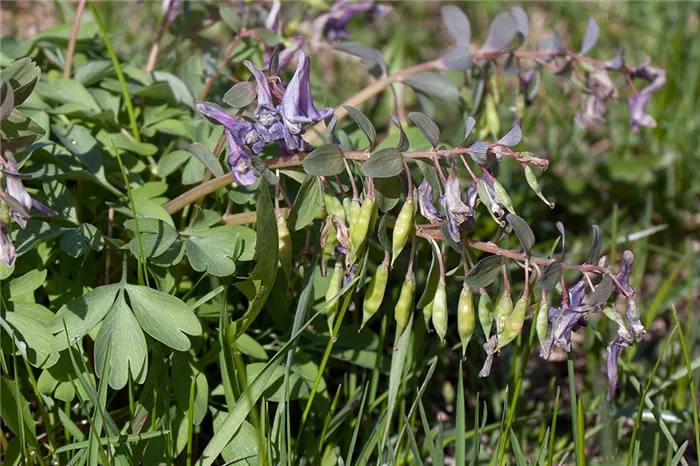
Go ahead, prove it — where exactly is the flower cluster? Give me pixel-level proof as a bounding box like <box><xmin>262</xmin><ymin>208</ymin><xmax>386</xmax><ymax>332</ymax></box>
<box><xmin>196</xmin><ymin>51</ymin><xmax>332</xmax><ymax>186</ymax></box>
<box><xmin>311</xmin><ymin>0</ymin><xmax>391</xmax><ymax>43</ymax></box>
<box><xmin>0</xmin><ymin>151</ymin><xmax>57</xmax><ymax>268</ymax></box>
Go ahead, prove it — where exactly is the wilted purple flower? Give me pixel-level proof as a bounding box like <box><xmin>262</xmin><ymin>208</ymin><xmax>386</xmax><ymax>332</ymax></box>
<box><xmin>575</xmin><ymin>69</ymin><xmax>618</xmax><ymax>130</ymax></box>
<box><xmin>439</xmin><ymin>159</ymin><xmax>474</xmax><ymax>242</ymax></box>
<box><xmin>417</xmin><ymin>180</ymin><xmax>444</xmax><ymax>225</ymax></box>
<box><xmin>616</xmin><ymin>250</ymin><xmax>634</xmax><ymax>293</ymax></box>
<box><xmin>606</xmin><ymin>331</ymin><xmax>632</xmax><ymax>400</ymax></box>
<box><xmin>162</xmin><ymin>0</ymin><xmax>179</xmax><ymax>23</ymax></box>
<box><xmin>264</xmin><ymin>0</ymin><xmax>281</xmax><ymax>33</ymax></box>
<box><xmin>569</xmin><ymin>277</ymin><xmax>587</xmax><ymax>308</ymax></box>
<box><xmin>0</xmin><ymin>222</ymin><xmax>15</xmax><ymax>268</ymax></box>
<box><xmin>243</xmin><ymin>61</ymin><xmax>278</xmax><ymax>126</ymax></box>
<box><xmin>540</xmin><ymin>306</ymin><xmax>588</xmax><ymax>359</ymax></box>
<box><xmin>1</xmin><ymin>151</ymin><xmax>57</xmax><ymax>228</ymax></box>
<box><xmin>627</xmin><ymin>58</ymin><xmax>665</xmax><ymax>133</ymax></box>
<box><xmin>279</xmin><ymin>51</ymin><xmax>333</xmax><ymax>152</ymax></box>
<box><xmin>276</xmin><ymin>37</ymin><xmax>305</xmax><ymax>72</ymax></box>
<box><xmin>312</xmin><ymin>0</ymin><xmax>390</xmax><ymax>43</ymax></box>
<box><xmin>195</xmin><ymin>102</ymin><xmax>258</xmax><ymax>186</ymax></box>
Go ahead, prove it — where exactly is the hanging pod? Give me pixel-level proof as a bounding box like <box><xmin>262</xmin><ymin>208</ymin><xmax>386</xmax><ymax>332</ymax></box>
<box><xmin>422</xmin><ymin>300</ymin><xmax>435</xmax><ymax>330</ymax></box>
<box><xmin>325</xmin><ymin>259</ymin><xmax>344</xmax><ymax>334</ymax></box>
<box><xmin>277</xmin><ymin>216</ymin><xmax>292</xmax><ymax>280</ymax></box>
<box><xmin>391</xmin><ymin>199</ymin><xmax>414</xmax><ymax>266</ymax></box>
<box><xmin>524</xmin><ymin>165</ymin><xmax>554</xmax><ymax>209</ymax></box>
<box><xmin>536</xmin><ymin>300</ymin><xmax>549</xmax><ymax>347</ymax></box>
<box><xmin>349</xmin><ymin>197</ymin><xmax>376</xmax><ymax>264</ymax></box>
<box><xmin>457</xmin><ymin>284</ymin><xmax>475</xmax><ymax>356</ymax></box>
<box><xmin>394</xmin><ymin>276</ymin><xmax>415</xmax><ymax>335</ymax></box>
<box><xmin>497</xmin><ymin>295</ymin><xmax>527</xmax><ymax>350</ymax></box>
<box><xmin>432</xmin><ymin>283</ymin><xmax>448</xmax><ymax>342</ymax></box>
<box><xmin>478</xmin><ymin>292</ymin><xmax>494</xmax><ymax>339</ymax></box>
<box><xmin>361</xmin><ymin>262</ymin><xmax>389</xmax><ymax>329</ymax></box>
<box><xmin>323</xmin><ymin>195</ymin><xmax>346</xmax><ymax>256</ymax></box>
<box><xmin>494</xmin><ymin>290</ymin><xmax>512</xmax><ymax>336</ymax></box>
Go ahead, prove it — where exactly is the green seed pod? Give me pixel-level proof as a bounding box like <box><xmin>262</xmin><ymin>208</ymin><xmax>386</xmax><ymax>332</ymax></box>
<box><xmin>361</xmin><ymin>262</ymin><xmax>389</xmax><ymax>329</ymax></box>
<box><xmin>457</xmin><ymin>285</ymin><xmax>475</xmax><ymax>356</ymax></box>
<box><xmin>495</xmin><ymin>291</ymin><xmax>512</xmax><ymax>336</ymax></box>
<box><xmin>325</xmin><ymin>194</ymin><xmax>346</xmax><ymax>221</ymax></box>
<box><xmin>524</xmin><ymin>165</ymin><xmax>554</xmax><ymax>209</ymax></box>
<box><xmin>478</xmin><ymin>292</ymin><xmax>494</xmax><ymax>339</ymax></box>
<box><xmin>349</xmin><ymin>199</ymin><xmax>361</xmax><ymax>229</ymax></box>
<box><xmin>492</xmin><ymin>179</ymin><xmax>515</xmax><ymax>214</ymax></box>
<box><xmin>277</xmin><ymin>216</ymin><xmax>292</xmax><ymax>280</ymax></box>
<box><xmin>498</xmin><ymin>296</ymin><xmax>527</xmax><ymax>350</ymax></box>
<box><xmin>391</xmin><ymin>199</ymin><xmax>414</xmax><ymax>266</ymax></box>
<box><xmin>325</xmin><ymin>260</ymin><xmax>344</xmax><ymax>333</ymax></box>
<box><xmin>432</xmin><ymin>283</ymin><xmax>448</xmax><ymax>342</ymax></box>
<box><xmin>349</xmin><ymin>197</ymin><xmax>376</xmax><ymax>263</ymax></box>
<box><xmin>536</xmin><ymin>300</ymin><xmax>549</xmax><ymax>347</ymax></box>
<box><xmin>394</xmin><ymin>277</ymin><xmax>415</xmax><ymax>335</ymax></box>
<box><xmin>423</xmin><ymin>300</ymin><xmax>434</xmax><ymax>330</ymax></box>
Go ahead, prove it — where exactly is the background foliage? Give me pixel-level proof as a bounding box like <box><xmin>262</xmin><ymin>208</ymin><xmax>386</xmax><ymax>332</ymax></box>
<box><xmin>0</xmin><ymin>1</ymin><xmax>698</xmax><ymax>465</ymax></box>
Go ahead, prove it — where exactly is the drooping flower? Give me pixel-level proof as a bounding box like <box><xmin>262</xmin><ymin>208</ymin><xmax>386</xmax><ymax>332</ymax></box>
<box><xmin>195</xmin><ymin>102</ymin><xmax>258</xmax><ymax>186</ymax></box>
<box><xmin>312</xmin><ymin>0</ymin><xmax>390</xmax><ymax>43</ymax></box>
<box><xmin>0</xmin><ymin>222</ymin><xmax>15</xmax><ymax>268</ymax></box>
<box><xmin>243</xmin><ymin>60</ymin><xmax>278</xmax><ymax>126</ymax></box>
<box><xmin>279</xmin><ymin>51</ymin><xmax>334</xmax><ymax>152</ymax></box>
<box><xmin>1</xmin><ymin>151</ymin><xmax>57</xmax><ymax>228</ymax></box>
<box><xmin>539</xmin><ymin>306</ymin><xmax>588</xmax><ymax>359</ymax></box>
<box><xmin>627</xmin><ymin>58</ymin><xmax>666</xmax><ymax>133</ymax></box>
<box><xmin>439</xmin><ymin>159</ymin><xmax>474</xmax><ymax>243</ymax></box>
<box><xmin>417</xmin><ymin>180</ymin><xmax>444</xmax><ymax>225</ymax></box>
<box><xmin>606</xmin><ymin>331</ymin><xmax>632</xmax><ymax>400</ymax></box>
<box><xmin>575</xmin><ymin>69</ymin><xmax>618</xmax><ymax>129</ymax></box>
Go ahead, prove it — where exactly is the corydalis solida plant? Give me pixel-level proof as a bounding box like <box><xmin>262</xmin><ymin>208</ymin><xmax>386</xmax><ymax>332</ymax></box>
<box><xmin>173</xmin><ymin>5</ymin><xmax>663</xmax><ymax>399</ymax></box>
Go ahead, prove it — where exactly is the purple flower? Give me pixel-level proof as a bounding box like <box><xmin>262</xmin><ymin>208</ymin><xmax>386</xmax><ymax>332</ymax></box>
<box><xmin>0</xmin><ymin>222</ymin><xmax>15</xmax><ymax>268</ymax></box>
<box><xmin>417</xmin><ymin>180</ymin><xmax>444</xmax><ymax>225</ymax></box>
<box><xmin>279</xmin><ymin>51</ymin><xmax>333</xmax><ymax>152</ymax></box>
<box><xmin>195</xmin><ymin>102</ymin><xmax>258</xmax><ymax>186</ymax></box>
<box><xmin>627</xmin><ymin>59</ymin><xmax>665</xmax><ymax>133</ymax></box>
<box><xmin>1</xmin><ymin>151</ymin><xmax>57</xmax><ymax>228</ymax></box>
<box><xmin>575</xmin><ymin>69</ymin><xmax>618</xmax><ymax>130</ymax></box>
<box><xmin>242</xmin><ymin>60</ymin><xmax>278</xmax><ymax>126</ymax></box>
<box><xmin>616</xmin><ymin>250</ymin><xmax>634</xmax><ymax>293</ymax></box>
<box><xmin>312</xmin><ymin>0</ymin><xmax>390</xmax><ymax>43</ymax></box>
<box><xmin>439</xmin><ymin>159</ymin><xmax>474</xmax><ymax>243</ymax></box>
<box><xmin>569</xmin><ymin>278</ymin><xmax>587</xmax><ymax>308</ymax></box>
<box><xmin>276</xmin><ymin>37</ymin><xmax>305</xmax><ymax>72</ymax></box>
<box><xmin>264</xmin><ymin>0</ymin><xmax>281</xmax><ymax>33</ymax></box>
<box><xmin>539</xmin><ymin>306</ymin><xmax>588</xmax><ymax>359</ymax></box>
<box><xmin>606</xmin><ymin>332</ymin><xmax>633</xmax><ymax>400</ymax></box>
<box><xmin>161</xmin><ymin>0</ymin><xmax>179</xmax><ymax>23</ymax></box>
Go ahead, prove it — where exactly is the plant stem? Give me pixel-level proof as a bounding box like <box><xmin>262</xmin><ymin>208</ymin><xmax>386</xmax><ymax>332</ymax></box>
<box><xmin>567</xmin><ymin>351</ymin><xmax>580</xmax><ymax>466</ymax></box>
<box><xmin>144</xmin><ymin>5</ymin><xmax>173</xmax><ymax>72</ymax></box>
<box><xmin>64</xmin><ymin>0</ymin><xmax>87</xmax><ymax>78</ymax></box>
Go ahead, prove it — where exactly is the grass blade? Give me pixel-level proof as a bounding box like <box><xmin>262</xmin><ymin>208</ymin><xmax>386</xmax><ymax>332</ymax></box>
<box><xmin>382</xmin><ymin>313</ymin><xmax>414</xmax><ymax>453</ymax></box>
<box><xmin>535</xmin><ymin>427</ymin><xmax>550</xmax><ymax>466</ymax></box>
<box><xmin>670</xmin><ymin>441</ymin><xmax>689</xmax><ymax>466</ymax></box>
<box><xmin>346</xmin><ymin>383</ymin><xmax>369</xmax><ymax>466</ymax></box>
<box><xmin>509</xmin><ymin>429</ymin><xmax>526</xmax><ymax>466</ymax></box>
<box><xmin>547</xmin><ymin>386</ymin><xmax>561</xmax><ymax>466</ymax></box>
<box><xmin>404</xmin><ymin>412</ymin><xmax>424</xmax><ymax>466</ymax></box>
<box><xmin>455</xmin><ymin>361</ymin><xmax>466</xmax><ymax>466</ymax></box>
<box><xmin>567</xmin><ymin>352</ymin><xmax>580</xmax><ymax>466</ymax></box>
<box><xmin>186</xmin><ymin>371</ymin><xmax>197</xmax><ymax>466</ymax></box>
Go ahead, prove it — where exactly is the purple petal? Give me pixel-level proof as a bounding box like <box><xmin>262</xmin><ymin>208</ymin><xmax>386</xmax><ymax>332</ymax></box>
<box><xmin>0</xmin><ymin>223</ymin><xmax>15</xmax><ymax>268</ymax></box>
<box><xmin>439</xmin><ymin>159</ymin><xmax>473</xmax><ymax>242</ymax></box>
<box><xmin>242</xmin><ymin>60</ymin><xmax>277</xmax><ymax>125</ymax></box>
<box><xmin>280</xmin><ymin>51</ymin><xmax>334</xmax><ymax>133</ymax></box>
<box><xmin>225</xmin><ymin>130</ymin><xmax>257</xmax><ymax>186</ymax></box>
<box><xmin>628</xmin><ymin>92</ymin><xmax>656</xmax><ymax>133</ymax></box>
<box><xmin>417</xmin><ymin>180</ymin><xmax>444</xmax><ymax>224</ymax></box>
<box><xmin>196</xmin><ymin>102</ymin><xmax>239</xmax><ymax>129</ymax></box>
<box><xmin>569</xmin><ymin>278</ymin><xmax>587</xmax><ymax>308</ymax></box>
<box><xmin>616</xmin><ymin>250</ymin><xmax>634</xmax><ymax>291</ymax></box>
<box><xmin>606</xmin><ymin>333</ymin><xmax>632</xmax><ymax>400</ymax></box>
<box><xmin>31</xmin><ymin>198</ymin><xmax>58</xmax><ymax>217</ymax></box>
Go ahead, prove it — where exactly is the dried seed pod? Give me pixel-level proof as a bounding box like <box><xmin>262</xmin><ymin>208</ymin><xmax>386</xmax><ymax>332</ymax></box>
<box><xmin>394</xmin><ymin>276</ymin><xmax>415</xmax><ymax>335</ymax></box>
<box><xmin>277</xmin><ymin>216</ymin><xmax>292</xmax><ymax>280</ymax></box>
<box><xmin>478</xmin><ymin>292</ymin><xmax>494</xmax><ymax>339</ymax></box>
<box><xmin>391</xmin><ymin>199</ymin><xmax>414</xmax><ymax>266</ymax></box>
<box><xmin>361</xmin><ymin>262</ymin><xmax>389</xmax><ymax>329</ymax></box>
<box><xmin>457</xmin><ymin>284</ymin><xmax>475</xmax><ymax>356</ymax></box>
<box><xmin>495</xmin><ymin>290</ymin><xmax>513</xmax><ymax>336</ymax></box>
<box><xmin>325</xmin><ymin>259</ymin><xmax>344</xmax><ymax>333</ymax></box>
<box><xmin>536</xmin><ymin>300</ymin><xmax>549</xmax><ymax>347</ymax></box>
<box><xmin>498</xmin><ymin>296</ymin><xmax>527</xmax><ymax>350</ymax></box>
<box><xmin>432</xmin><ymin>283</ymin><xmax>448</xmax><ymax>342</ymax></box>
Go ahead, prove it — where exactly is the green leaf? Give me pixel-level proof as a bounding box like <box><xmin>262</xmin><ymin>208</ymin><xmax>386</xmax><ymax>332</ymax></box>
<box><xmin>465</xmin><ymin>255</ymin><xmax>502</xmax><ymax>288</ymax></box>
<box><xmin>219</xmin><ymin>6</ymin><xmax>242</xmax><ymax>32</ymax></box>
<box><xmin>408</xmin><ymin>112</ymin><xmax>440</xmax><ymax>148</ymax></box>
<box><xmin>35</xmin><ymin>78</ymin><xmax>101</xmax><ymax>112</ymax></box>
<box><xmin>382</xmin><ymin>314</ymin><xmax>413</xmax><ymax>450</ymax></box>
<box><xmin>94</xmin><ymin>292</ymin><xmax>148</xmax><ymax>390</ymax></box>
<box><xmin>0</xmin><ymin>57</ymin><xmax>41</xmax><ymax>106</ymax></box>
<box><xmin>0</xmin><ymin>375</ymin><xmax>36</xmax><ymax>439</ymax></box>
<box><xmin>509</xmin><ymin>429</ymin><xmax>527</xmax><ymax>466</ymax></box>
<box><xmin>4</xmin><ymin>312</ymin><xmax>59</xmax><ymax>368</ymax></box>
<box><xmin>3</xmin><ymin>269</ymin><xmax>46</xmax><ymax>299</ymax></box>
<box><xmin>172</xmin><ymin>353</ymin><xmax>209</xmax><ymax>426</ymax></box>
<box><xmin>362</xmin><ymin>147</ymin><xmax>403</xmax><ymax>178</ymax></box>
<box><xmin>50</xmin><ymin>285</ymin><xmax>120</xmax><ymax>351</ymax></box>
<box><xmin>74</xmin><ymin>60</ymin><xmax>114</xmax><ymax>86</ymax></box>
<box><xmin>404</xmin><ymin>72</ymin><xmax>460</xmax><ymax>102</ymax></box>
<box><xmin>60</xmin><ymin>223</ymin><xmax>105</xmax><ymax>258</ymax></box>
<box><xmin>288</xmin><ymin>175</ymin><xmax>323</xmax><ymax>231</ymax></box>
<box><xmin>507</xmin><ymin>213</ymin><xmax>536</xmax><ymax>252</ymax></box>
<box><xmin>0</xmin><ymin>109</ymin><xmax>46</xmax><ymax>152</ymax></box>
<box><xmin>343</xmin><ymin>105</ymin><xmax>376</xmax><ymax>150</ymax></box>
<box><xmin>189</xmin><ymin>142</ymin><xmax>224</xmax><ymax>177</ymax></box>
<box><xmin>0</xmin><ymin>79</ymin><xmax>14</xmax><ymax>120</ymax></box>
<box><xmin>126</xmin><ymin>284</ymin><xmax>202</xmax><ymax>351</ymax></box>
<box><xmin>374</xmin><ymin>176</ymin><xmax>402</xmax><ymax>212</ymax></box>
<box><xmin>125</xmin><ymin>218</ymin><xmax>177</xmax><ymax>259</ymax></box>
<box><xmin>303</xmin><ymin>143</ymin><xmax>345</xmax><ymax>177</ymax></box>
<box><xmin>245</xmin><ymin>363</ymin><xmax>310</xmax><ymax>402</ymax></box>
<box><xmin>215</xmin><ymin>417</ymin><xmax>260</xmax><ymax>465</ymax></box>
<box><xmin>231</xmin><ymin>184</ymin><xmax>278</xmax><ymax>337</ymax></box>
<box><xmin>223</xmin><ymin>81</ymin><xmax>257</xmax><ymax>108</ymax></box>
<box><xmin>538</xmin><ymin>262</ymin><xmax>562</xmax><ymax>292</ymax></box>
<box><xmin>43</xmin><ymin>180</ymin><xmax>78</xmax><ymax>224</ymax></box>
<box><xmin>14</xmin><ymin>219</ymin><xmax>67</xmax><ymax>255</ymax></box>
<box><xmin>52</xmin><ymin>123</ymin><xmax>105</xmax><ymax>176</ymax></box>
<box><xmin>184</xmin><ymin>225</ymin><xmax>248</xmax><ymax>276</ymax></box>
<box><xmin>232</xmin><ymin>333</ymin><xmax>268</xmax><ymax>361</ymax></box>
<box><xmin>586</xmin><ymin>275</ymin><xmax>614</xmax><ymax>306</ymax></box>
<box><xmin>586</xmin><ymin>224</ymin><xmax>602</xmax><ymax>264</ymax></box>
